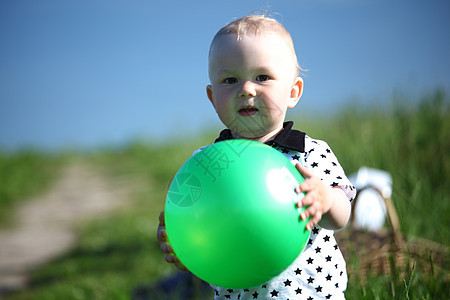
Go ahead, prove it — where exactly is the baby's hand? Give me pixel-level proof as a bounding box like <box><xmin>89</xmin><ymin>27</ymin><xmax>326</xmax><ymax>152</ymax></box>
<box><xmin>294</xmin><ymin>163</ymin><xmax>334</xmax><ymax>231</ymax></box>
<box><xmin>157</xmin><ymin>211</ymin><xmax>188</xmax><ymax>271</ymax></box>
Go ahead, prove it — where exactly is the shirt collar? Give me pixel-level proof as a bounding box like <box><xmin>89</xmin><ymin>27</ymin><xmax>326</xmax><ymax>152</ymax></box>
<box><xmin>214</xmin><ymin>121</ymin><xmax>305</xmax><ymax>153</ymax></box>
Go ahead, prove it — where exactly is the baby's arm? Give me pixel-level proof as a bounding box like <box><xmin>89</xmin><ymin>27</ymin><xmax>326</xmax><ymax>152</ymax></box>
<box><xmin>157</xmin><ymin>211</ymin><xmax>188</xmax><ymax>271</ymax></box>
<box><xmin>295</xmin><ymin>163</ymin><xmax>351</xmax><ymax>231</ymax></box>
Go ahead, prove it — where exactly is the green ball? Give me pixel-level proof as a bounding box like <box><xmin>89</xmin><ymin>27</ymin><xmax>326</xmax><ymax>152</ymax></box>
<box><xmin>165</xmin><ymin>139</ymin><xmax>310</xmax><ymax>289</ymax></box>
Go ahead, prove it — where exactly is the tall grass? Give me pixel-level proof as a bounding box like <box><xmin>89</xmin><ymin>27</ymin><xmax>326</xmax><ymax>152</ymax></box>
<box><xmin>3</xmin><ymin>91</ymin><xmax>449</xmax><ymax>299</ymax></box>
<box><xmin>294</xmin><ymin>90</ymin><xmax>449</xmax><ymax>245</ymax></box>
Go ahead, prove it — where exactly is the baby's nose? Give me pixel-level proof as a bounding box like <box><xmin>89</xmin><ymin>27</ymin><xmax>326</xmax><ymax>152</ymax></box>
<box><xmin>238</xmin><ymin>81</ymin><xmax>257</xmax><ymax>97</ymax></box>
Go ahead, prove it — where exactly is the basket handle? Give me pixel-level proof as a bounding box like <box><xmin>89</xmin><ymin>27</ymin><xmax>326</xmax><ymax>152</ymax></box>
<box><xmin>349</xmin><ymin>185</ymin><xmax>402</xmax><ymax>245</ymax></box>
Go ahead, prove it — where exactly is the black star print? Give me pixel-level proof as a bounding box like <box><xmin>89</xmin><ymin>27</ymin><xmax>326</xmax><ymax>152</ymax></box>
<box><xmin>324</xmin><ymin>169</ymin><xmax>330</xmax><ymax>174</ymax></box>
<box><xmin>334</xmin><ymin>244</ymin><xmax>339</xmax><ymax>250</ymax></box>
<box><xmin>312</xmin><ymin>227</ymin><xmax>319</xmax><ymax>234</ymax></box>
<box><xmin>326</xmin><ymin>148</ymin><xmax>331</xmax><ymax>153</ymax></box>
<box><xmin>311</xmin><ymin>162</ymin><xmax>319</xmax><ymax>168</ymax></box>
<box><xmin>336</xmin><ymin>175</ymin><xmax>342</xmax><ymax>179</ymax></box>
<box><xmin>214</xmin><ymin>290</ymin><xmax>219</xmax><ymax>296</ymax></box>
<box><xmin>320</xmin><ymin>154</ymin><xmax>326</xmax><ymax>158</ymax></box>
<box><xmin>332</xmin><ymin>162</ymin><xmax>337</xmax><ymax>166</ymax></box>
<box><xmin>308</xmin><ymin>238</ymin><xmax>313</xmax><ymax>245</ymax></box>
<box><xmin>316</xmin><ymin>266</ymin><xmax>322</xmax><ymax>273</ymax></box>
<box><xmin>335</xmin><ymin>264</ymin><xmax>338</xmax><ymax>269</ymax></box>
<box><xmin>244</xmin><ymin>289</ymin><xmax>249</xmax><ymax>292</ymax></box>
<box><xmin>292</xmin><ymin>154</ymin><xmax>300</xmax><ymax>160</ymax></box>
<box><xmin>316</xmin><ymin>286</ymin><xmax>323</xmax><ymax>293</ymax></box>
<box><xmin>307</xmin><ymin>276</ymin><xmax>314</xmax><ymax>284</ymax></box>
<box><xmin>326</xmin><ymin>274</ymin><xmax>332</xmax><ymax>281</ymax></box>
<box><xmin>307</xmin><ymin>297</ymin><xmax>314</xmax><ymax>300</ymax></box>
<box><xmin>326</xmin><ymin>255</ymin><xmax>332</xmax><ymax>262</ymax></box>
<box><xmin>335</xmin><ymin>283</ymin><xmax>339</xmax><ymax>288</ymax></box>
<box><xmin>282</xmin><ymin>148</ymin><xmax>289</xmax><ymax>154</ymax></box>
<box><xmin>225</xmin><ymin>295</ymin><xmax>231</xmax><ymax>299</ymax></box>
<box><xmin>270</xmin><ymin>289</ymin><xmax>279</xmax><ymax>297</ymax></box>
<box><xmin>323</xmin><ymin>235</ymin><xmax>330</xmax><ymax>242</ymax></box>
<box><xmin>306</xmin><ymin>257</ymin><xmax>314</xmax><ymax>264</ymax></box>
<box><xmin>262</xmin><ymin>285</ymin><xmax>267</xmax><ymax>289</ymax></box>
<box><xmin>227</xmin><ymin>289</ymin><xmax>233</xmax><ymax>293</ymax></box>
<box><xmin>331</xmin><ymin>182</ymin><xmax>338</xmax><ymax>187</ymax></box>
<box><xmin>284</xmin><ymin>279</ymin><xmax>292</xmax><ymax>286</ymax></box>
<box><xmin>295</xmin><ymin>287</ymin><xmax>302</xmax><ymax>294</ymax></box>
<box><xmin>295</xmin><ymin>268</ymin><xmax>302</xmax><ymax>275</ymax></box>
<box><xmin>326</xmin><ymin>294</ymin><xmax>332</xmax><ymax>299</ymax></box>
<box><xmin>340</xmin><ymin>271</ymin><xmax>344</xmax><ymax>276</ymax></box>
<box><xmin>315</xmin><ymin>246</ymin><xmax>321</xmax><ymax>253</ymax></box>
<box><xmin>252</xmin><ymin>291</ymin><xmax>259</xmax><ymax>298</ymax></box>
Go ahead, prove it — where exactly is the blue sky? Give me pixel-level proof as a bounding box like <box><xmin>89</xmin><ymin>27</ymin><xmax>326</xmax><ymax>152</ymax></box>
<box><xmin>1</xmin><ymin>0</ymin><xmax>449</xmax><ymax>150</ymax></box>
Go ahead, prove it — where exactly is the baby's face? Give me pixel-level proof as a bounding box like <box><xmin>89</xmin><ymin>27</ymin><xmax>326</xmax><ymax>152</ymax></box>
<box><xmin>207</xmin><ymin>33</ymin><xmax>302</xmax><ymax>140</ymax></box>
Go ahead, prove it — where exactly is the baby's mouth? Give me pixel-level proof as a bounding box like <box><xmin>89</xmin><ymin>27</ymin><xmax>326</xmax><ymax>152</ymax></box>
<box><xmin>238</xmin><ymin>107</ymin><xmax>259</xmax><ymax>116</ymax></box>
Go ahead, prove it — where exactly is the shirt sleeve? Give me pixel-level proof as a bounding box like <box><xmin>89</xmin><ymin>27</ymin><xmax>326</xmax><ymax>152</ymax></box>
<box><xmin>303</xmin><ymin>136</ymin><xmax>356</xmax><ymax>202</ymax></box>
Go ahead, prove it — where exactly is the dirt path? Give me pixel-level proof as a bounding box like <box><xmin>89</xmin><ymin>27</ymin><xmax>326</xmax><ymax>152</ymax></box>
<box><xmin>0</xmin><ymin>160</ymin><xmax>135</xmax><ymax>295</ymax></box>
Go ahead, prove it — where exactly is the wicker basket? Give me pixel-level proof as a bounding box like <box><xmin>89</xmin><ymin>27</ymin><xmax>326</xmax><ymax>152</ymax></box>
<box><xmin>335</xmin><ymin>186</ymin><xmax>449</xmax><ymax>282</ymax></box>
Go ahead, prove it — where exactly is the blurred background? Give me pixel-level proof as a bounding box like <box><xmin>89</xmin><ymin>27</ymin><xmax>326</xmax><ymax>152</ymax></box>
<box><xmin>1</xmin><ymin>0</ymin><xmax>449</xmax><ymax>151</ymax></box>
<box><xmin>0</xmin><ymin>1</ymin><xmax>449</xmax><ymax>299</ymax></box>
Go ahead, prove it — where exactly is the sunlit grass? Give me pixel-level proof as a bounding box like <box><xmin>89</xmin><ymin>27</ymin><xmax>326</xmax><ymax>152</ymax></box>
<box><xmin>0</xmin><ymin>150</ymin><xmax>65</xmax><ymax>224</ymax></box>
<box><xmin>2</xmin><ymin>91</ymin><xmax>449</xmax><ymax>299</ymax></box>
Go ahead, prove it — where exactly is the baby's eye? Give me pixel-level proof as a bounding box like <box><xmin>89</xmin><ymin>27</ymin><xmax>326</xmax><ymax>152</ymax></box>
<box><xmin>224</xmin><ymin>78</ymin><xmax>238</xmax><ymax>84</ymax></box>
<box><xmin>256</xmin><ymin>75</ymin><xmax>270</xmax><ymax>82</ymax></box>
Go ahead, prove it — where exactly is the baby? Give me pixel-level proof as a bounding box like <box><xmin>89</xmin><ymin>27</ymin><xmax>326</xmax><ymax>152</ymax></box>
<box><xmin>158</xmin><ymin>14</ymin><xmax>356</xmax><ymax>299</ymax></box>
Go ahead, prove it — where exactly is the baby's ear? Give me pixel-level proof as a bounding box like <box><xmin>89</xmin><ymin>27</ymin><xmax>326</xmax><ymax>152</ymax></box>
<box><xmin>288</xmin><ymin>77</ymin><xmax>303</xmax><ymax>109</ymax></box>
<box><xmin>206</xmin><ymin>85</ymin><xmax>216</xmax><ymax>108</ymax></box>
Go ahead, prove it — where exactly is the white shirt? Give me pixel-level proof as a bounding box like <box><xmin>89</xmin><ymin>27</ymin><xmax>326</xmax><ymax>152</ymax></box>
<box><xmin>210</xmin><ymin>133</ymin><xmax>356</xmax><ymax>300</ymax></box>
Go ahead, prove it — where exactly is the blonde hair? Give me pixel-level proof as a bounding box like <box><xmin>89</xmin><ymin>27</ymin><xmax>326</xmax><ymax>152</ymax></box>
<box><xmin>209</xmin><ymin>14</ymin><xmax>301</xmax><ymax>76</ymax></box>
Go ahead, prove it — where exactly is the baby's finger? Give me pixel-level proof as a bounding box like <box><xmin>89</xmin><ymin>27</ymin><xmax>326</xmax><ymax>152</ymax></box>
<box><xmin>160</xmin><ymin>242</ymin><xmax>174</xmax><ymax>254</ymax></box>
<box><xmin>295</xmin><ymin>163</ymin><xmax>314</xmax><ymax>179</ymax></box>
<box><xmin>300</xmin><ymin>209</ymin><xmax>309</xmax><ymax>222</ymax></box>
<box><xmin>165</xmin><ymin>253</ymin><xmax>188</xmax><ymax>271</ymax></box>
<box><xmin>308</xmin><ymin>212</ymin><xmax>322</xmax><ymax>230</ymax></box>
<box><xmin>159</xmin><ymin>211</ymin><xmax>166</xmax><ymax>225</ymax></box>
<box><xmin>175</xmin><ymin>261</ymin><xmax>189</xmax><ymax>272</ymax></box>
<box><xmin>297</xmin><ymin>189</ymin><xmax>317</xmax><ymax>207</ymax></box>
<box><xmin>164</xmin><ymin>253</ymin><xmax>178</xmax><ymax>264</ymax></box>
<box><xmin>302</xmin><ymin>196</ymin><xmax>323</xmax><ymax>219</ymax></box>
<box><xmin>306</xmin><ymin>220</ymin><xmax>315</xmax><ymax>231</ymax></box>
<box><xmin>298</xmin><ymin>176</ymin><xmax>318</xmax><ymax>194</ymax></box>
<box><xmin>157</xmin><ymin>225</ymin><xmax>168</xmax><ymax>243</ymax></box>
<box><xmin>300</xmin><ymin>201</ymin><xmax>315</xmax><ymax>220</ymax></box>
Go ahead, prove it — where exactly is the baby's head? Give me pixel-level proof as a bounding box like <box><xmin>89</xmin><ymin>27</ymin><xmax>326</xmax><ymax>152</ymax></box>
<box><xmin>207</xmin><ymin>14</ymin><xmax>303</xmax><ymax>141</ymax></box>
<box><xmin>209</xmin><ymin>15</ymin><xmax>300</xmax><ymax>79</ymax></box>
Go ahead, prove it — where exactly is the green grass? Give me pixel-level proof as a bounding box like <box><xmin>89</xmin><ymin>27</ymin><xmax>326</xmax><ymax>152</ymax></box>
<box><xmin>2</xmin><ymin>91</ymin><xmax>449</xmax><ymax>299</ymax></box>
<box><xmin>0</xmin><ymin>149</ymin><xmax>66</xmax><ymax>224</ymax></box>
<box><xmin>295</xmin><ymin>91</ymin><xmax>450</xmax><ymax>245</ymax></box>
